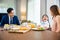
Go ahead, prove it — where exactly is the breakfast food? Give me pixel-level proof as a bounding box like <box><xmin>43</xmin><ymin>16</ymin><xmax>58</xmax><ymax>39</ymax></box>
<box><xmin>4</xmin><ymin>24</ymin><xmax>10</xmax><ymax>29</ymax></box>
<box><xmin>20</xmin><ymin>27</ymin><xmax>29</xmax><ymax>30</ymax></box>
<box><xmin>28</xmin><ymin>23</ymin><xmax>35</xmax><ymax>28</ymax></box>
<box><xmin>4</xmin><ymin>24</ymin><xmax>10</xmax><ymax>27</ymax></box>
<box><xmin>38</xmin><ymin>27</ymin><xmax>44</xmax><ymax>30</ymax></box>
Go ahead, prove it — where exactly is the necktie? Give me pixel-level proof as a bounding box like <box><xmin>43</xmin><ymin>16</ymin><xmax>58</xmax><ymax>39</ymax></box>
<box><xmin>10</xmin><ymin>18</ymin><xmax>13</xmax><ymax>24</ymax></box>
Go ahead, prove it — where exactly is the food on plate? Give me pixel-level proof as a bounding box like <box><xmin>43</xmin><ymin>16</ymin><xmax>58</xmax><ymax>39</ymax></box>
<box><xmin>4</xmin><ymin>24</ymin><xmax>10</xmax><ymax>27</ymax></box>
<box><xmin>38</xmin><ymin>27</ymin><xmax>44</xmax><ymax>30</ymax></box>
<box><xmin>4</xmin><ymin>24</ymin><xmax>10</xmax><ymax>29</ymax></box>
<box><xmin>20</xmin><ymin>27</ymin><xmax>29</xmax><ymax>30</ymax></box>
<box><xmin>28</xmin><ymin>23</ymin><xmax>35</xmax><ymax>28</ymax></box>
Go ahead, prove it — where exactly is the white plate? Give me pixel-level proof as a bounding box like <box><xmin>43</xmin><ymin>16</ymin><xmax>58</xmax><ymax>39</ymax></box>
<box><xmin>11</xmin><ymin>28</ymin><xmax>20</xmax><ymax>30</ymax></box>
<box><xmin>32</xmin><ymin>28</ymin><xmax>45</xmax><ymax>31</ymax></box>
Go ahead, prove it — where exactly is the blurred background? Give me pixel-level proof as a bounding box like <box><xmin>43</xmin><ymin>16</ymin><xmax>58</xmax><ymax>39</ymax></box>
<box><xmin>0</xmin><ymin>0</ymin><xmax>60</xmax><ymax>25</ymax></box>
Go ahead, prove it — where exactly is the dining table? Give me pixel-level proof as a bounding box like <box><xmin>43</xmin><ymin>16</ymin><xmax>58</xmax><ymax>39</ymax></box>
<box><xmin>0</xmin><ymin>28</ymin><xmax>60</xmax><ymax>40</ymax></box>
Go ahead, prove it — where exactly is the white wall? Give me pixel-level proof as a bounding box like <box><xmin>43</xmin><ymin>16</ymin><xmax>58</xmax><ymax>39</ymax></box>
<box><xmin>40</xmin><ymin>0</ymin><xmax>46</xmax><ymax>21</ymax></box>
<box><xmin>27</xmin><ymin>0</ymin><xmax>40</xmax><ymax>25</ymax></box>
<box><xmin>16</xmin><ymin>0</ymin><xmax>21</xmax><ymax>20</ymax></box>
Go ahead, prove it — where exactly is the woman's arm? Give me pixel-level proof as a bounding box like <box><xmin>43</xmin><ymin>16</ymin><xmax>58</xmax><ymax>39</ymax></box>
<box><xmin>51</xmin><ymin>18</ymin><xmax>56</xmax><ymax>32</ymax></box>
<box><xmin>56</xmin><ymin>16</ymin><xmax>60</xmax><ymax>32</ymax></box>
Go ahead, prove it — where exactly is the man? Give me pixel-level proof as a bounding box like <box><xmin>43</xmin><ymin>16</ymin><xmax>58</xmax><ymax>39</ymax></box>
<box><xmin>1</xmin><ymin>8</ymin><xmax>20</xmax><ymax>26</ymax></box>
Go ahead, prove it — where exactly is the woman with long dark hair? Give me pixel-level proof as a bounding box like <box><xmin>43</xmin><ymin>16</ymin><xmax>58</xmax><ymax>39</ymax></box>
<box><xmin>50</xmin><ymin>5</ymin><xmax>60</xmax><ymax>32</ymax></box>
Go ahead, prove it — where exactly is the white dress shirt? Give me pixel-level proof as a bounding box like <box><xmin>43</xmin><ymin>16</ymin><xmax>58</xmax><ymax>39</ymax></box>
<box><xmin>8</xmin><ymin>15</ymin><xmax>13</xmax><ymax>24</ymax></box>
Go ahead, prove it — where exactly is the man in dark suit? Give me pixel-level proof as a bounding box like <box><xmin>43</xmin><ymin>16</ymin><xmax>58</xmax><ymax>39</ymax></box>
<box><xmin>0</xmin><ymin>8</ymin><xmax>20</xmax><ymax>26</ymax></box>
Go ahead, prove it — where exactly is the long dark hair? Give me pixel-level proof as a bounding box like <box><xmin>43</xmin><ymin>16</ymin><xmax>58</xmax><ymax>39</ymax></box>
<box><xmin>50</xmin><ymin>5</ymin><xmax>60</xmax><ymax>17</ymax></box>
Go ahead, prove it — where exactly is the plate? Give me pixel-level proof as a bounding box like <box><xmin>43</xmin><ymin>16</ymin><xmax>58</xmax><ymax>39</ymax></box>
<box><xmin>32</xmin><ymin>28</ymin><xmax>45</xmax><ymax>31</ymax></box>
<box><xmin>11</xmin><ymin>28</ymin><xmax>20</xmax><ymax>30</ymax></box>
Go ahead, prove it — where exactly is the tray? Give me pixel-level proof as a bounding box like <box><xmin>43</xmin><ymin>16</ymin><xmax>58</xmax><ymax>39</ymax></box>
<box><xmin>8</xmin><ymin>29</ymin><xmax>30</xmax><ymax>33</ymax></box>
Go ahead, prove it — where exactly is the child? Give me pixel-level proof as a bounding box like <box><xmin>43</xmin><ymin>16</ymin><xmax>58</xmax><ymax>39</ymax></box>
<box><xmin>40</xmin><ymin>14</ymin><xmax>50</xmax><ymax>30</ymax></box>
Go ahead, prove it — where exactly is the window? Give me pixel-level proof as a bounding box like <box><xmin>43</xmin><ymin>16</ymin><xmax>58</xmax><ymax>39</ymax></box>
<box><xmin>27</xmin><ymin>0</ymin><xmax>40</xmax><ymax>25</ymax></box>
<box><xmin>0</xmin><ymin>0</ymin><xmax>16</xmax><ymax>15</ymax></box>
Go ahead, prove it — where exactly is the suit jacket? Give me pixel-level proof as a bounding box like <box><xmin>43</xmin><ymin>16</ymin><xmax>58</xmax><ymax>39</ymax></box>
<box><xmin>0</xmin><ymin>15</ymin><xmax>20</xmax><ymax>26</ymax></box>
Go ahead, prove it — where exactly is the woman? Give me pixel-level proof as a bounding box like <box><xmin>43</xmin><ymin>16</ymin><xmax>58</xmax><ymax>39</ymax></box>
<box><xmin>40</xmin><ymin>14</ymin><xmax>50</xmax><ymax>30</ymax></box>
<box><xmin>50</xmin><ymin>5</ymin><xmax>60</xmax><ymax>32</ymax></box>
